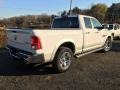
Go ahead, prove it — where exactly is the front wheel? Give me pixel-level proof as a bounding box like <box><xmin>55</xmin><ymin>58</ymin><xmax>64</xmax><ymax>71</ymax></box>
<box><xmin>52</xmin><ymin>47</ymin><xmax>73</xmax><ymax>73</ymax></box>
<box><xmin>103</xmin><ymin>38</ymin><xmax>112</xmax><ymax>52</ymax></box>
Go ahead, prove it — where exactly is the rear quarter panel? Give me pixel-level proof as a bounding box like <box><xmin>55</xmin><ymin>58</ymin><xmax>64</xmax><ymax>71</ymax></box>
<box><xmin>33</xmin><ymin>29</ymin><xmax>83</xmax><ymax>62</ymax></box>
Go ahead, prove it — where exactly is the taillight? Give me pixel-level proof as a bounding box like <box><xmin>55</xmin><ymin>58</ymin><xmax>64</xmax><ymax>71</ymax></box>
<box><xmin>31</xmin><ymin>36</ymin><xmax>42</xmax><ymax>50</ymax></box>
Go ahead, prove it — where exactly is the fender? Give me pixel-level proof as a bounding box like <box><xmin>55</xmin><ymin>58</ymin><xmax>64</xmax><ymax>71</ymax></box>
<box><xmin>50</xmin><ymin>39</ymin><xmax>75</xmax><ymax>61</ymax></box>
<box><xmin>102</xmin><ymin>29</ymin><xmax>113</xmax><ymax>44</ymax></box>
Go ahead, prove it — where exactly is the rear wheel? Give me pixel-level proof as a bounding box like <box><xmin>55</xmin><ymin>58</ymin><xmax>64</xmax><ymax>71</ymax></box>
<box><xmin>52</xmin><ymin>47</ymin><xmax>73</xmax><ymax>73</ymax></box>
<box><xmin>103</xmin><ymin>38</ymin><xmax>112</xmax><ymax>52</ymax></box>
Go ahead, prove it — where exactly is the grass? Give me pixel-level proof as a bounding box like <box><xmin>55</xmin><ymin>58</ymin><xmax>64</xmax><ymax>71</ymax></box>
<box><xmin>0</xmin><ymin>29</ymin><xmax>6</xmax><ymax>49</ymax></box>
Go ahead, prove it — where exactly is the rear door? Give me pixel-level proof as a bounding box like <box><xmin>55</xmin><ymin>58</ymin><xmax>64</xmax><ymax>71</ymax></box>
<box><xmin>7</xmin><ymin>29</ymin><xmax>33</xmax><ymax>53</ymax></box>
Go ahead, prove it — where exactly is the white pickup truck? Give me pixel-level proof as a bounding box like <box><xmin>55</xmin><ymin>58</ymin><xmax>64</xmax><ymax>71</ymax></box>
<box><xmin>107</xmin><ymin>24</ymin><xmax>120</xmax><ymax>39</ymax></box>
<box><xmin>6</xmin><ymin>15</ymin><xmax>113</xmax><ymax>72</ymax></box>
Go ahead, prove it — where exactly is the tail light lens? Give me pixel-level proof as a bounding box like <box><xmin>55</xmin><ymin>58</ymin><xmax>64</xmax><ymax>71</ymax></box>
<box><xmin>31</xmin><ymin>36</ymin><xmax>42</xmax><ymax>50</ymax></box>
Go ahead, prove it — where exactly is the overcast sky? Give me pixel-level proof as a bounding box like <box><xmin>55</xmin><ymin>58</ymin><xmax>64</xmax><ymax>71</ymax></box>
<box><xmin>0</xmin><ymin>0</ymin><xmax>119</xmax><ymax>18</ymax></box>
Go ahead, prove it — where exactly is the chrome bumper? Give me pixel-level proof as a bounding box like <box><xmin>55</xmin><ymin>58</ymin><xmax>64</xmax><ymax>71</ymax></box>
<box><xmin>6</xmin><ymin>45</ymin><xmax>45</xmax><ymax>64</ymax></box>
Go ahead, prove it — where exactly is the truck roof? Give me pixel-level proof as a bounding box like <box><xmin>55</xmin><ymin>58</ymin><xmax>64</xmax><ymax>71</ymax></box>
<box><xmin>54</xmin><ymin>14</ymin><xmax>94</xmax><ymax>19</ymax></box>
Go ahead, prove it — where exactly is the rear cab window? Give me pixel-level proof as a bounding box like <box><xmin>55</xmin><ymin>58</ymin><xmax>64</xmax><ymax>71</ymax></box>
<box><xmin>52</xmin><ymin>17</ymin><xmax>80</xmax><ymax>29</ymax></box>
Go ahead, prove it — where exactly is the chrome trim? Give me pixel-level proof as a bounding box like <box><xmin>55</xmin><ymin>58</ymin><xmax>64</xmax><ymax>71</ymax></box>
<box><xmin>76</xmin><ymin>47</ymin><xmax>104</xmax><ymax>58</ymax></box>
<box><xmin>18</xmin><ymin>52</ymin><xmax>30</xmax><ymax>58</ymax></box>
<box><xmin>7</xmin><ymin>46</ymin><xmax>30</xmax><ymax>62</ymax></box>
<box><xmin>6</xmin><ymin>47</ymin><xmax>11</xmax><ymax>55</ymax></box>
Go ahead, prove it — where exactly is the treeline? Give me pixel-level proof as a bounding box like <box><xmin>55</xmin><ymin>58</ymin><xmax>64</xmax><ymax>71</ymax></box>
<box><xmin>61</xmin><ymin>3</ymin><xmax>107</xmax><ymax>23</ymax></box>
<box><xmin>0</xmin><ymin>3</ymin><xmax>120</xmax><ymax>29</ymax></box>
<box><xmin>1</xmin><ymin>14</ymin><xmax>52</xmax><ymax>29</ymax></box>
<box><xmin>61</xmin><ymin>3</ymin><xmax>120</xmax><ymax>23</ymax></box>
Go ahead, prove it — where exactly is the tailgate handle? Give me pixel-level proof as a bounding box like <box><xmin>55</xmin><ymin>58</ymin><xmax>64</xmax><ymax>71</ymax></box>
<box><xmin>86</xmin><ymin>32</ymin><xmax>90</xmax><ymax>34</ymax></box>
<box><xmin>95</xmin><ymin>32</ymin><xmax>99</xmax><ymax>33</ymax></box>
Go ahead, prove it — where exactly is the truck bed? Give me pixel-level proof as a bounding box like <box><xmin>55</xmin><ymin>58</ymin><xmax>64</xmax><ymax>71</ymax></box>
<box><xmin>6</xmin><ymin>29</ymin><xmax>83</xmax><ymax>62</ymax></box>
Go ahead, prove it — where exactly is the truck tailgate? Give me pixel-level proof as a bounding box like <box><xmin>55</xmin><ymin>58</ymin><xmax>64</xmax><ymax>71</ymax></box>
<box><xmin>6</xmin><ymin>29</ymin><xmax>33</xmax><ymax>53</ymax></box>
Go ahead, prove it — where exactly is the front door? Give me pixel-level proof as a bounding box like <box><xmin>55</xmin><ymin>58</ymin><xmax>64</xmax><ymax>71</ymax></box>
<box><xmin>83</xmin><ymin>17</ymin><xmax>100</xmax><ymax>52</ymax></box>
<box><xmin>90</xmin><ymin>18</ymin><xmax>105</xmax><ymax>46</ymax></box>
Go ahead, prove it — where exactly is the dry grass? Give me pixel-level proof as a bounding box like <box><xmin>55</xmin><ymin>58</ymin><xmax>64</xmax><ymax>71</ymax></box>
<box><xmin>0</xmin><ymin>29</ymin><xmax>6</xmax><ymax>48</ymax></box>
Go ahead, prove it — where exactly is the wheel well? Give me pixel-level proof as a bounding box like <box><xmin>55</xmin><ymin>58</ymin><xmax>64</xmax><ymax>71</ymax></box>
<box><xmin>107</xmin><ymin>36</ymin><xmax>112</xmax><ymax>41</ymax></box>
<box><xmin>58</xmin><ymin>42</ymin><xmax>75</xmax><ymax>53</ymax></box>
<box><xmin>108</xmin><ymin>36</ymin><xmax>111</xmax><ymax>39</ymax></box>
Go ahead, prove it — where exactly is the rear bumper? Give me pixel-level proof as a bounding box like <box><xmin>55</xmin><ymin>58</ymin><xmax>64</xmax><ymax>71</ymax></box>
<box><xmin>6</xmin><ymin>45</ymin><xmax>45</xmax><ymax>64</ymax></box>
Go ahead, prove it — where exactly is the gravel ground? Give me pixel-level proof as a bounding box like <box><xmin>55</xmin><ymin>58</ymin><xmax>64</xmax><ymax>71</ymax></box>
<box><xmin>0</xmin><ymin>40</ymin><xmax>120</xmax><ymax>90</ymax></box>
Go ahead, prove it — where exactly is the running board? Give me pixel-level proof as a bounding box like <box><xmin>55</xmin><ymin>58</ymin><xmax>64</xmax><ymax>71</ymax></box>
<box><xmin>75</xmin><ymin>47</ymin><xmax>104</xmax><ymax>58</ymax></box>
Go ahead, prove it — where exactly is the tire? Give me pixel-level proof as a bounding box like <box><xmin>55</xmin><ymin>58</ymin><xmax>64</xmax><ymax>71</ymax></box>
<box><xmin>103</xmin><ymin>38</ymin><xmax>112</xmax><ymax>52</ymax></box>
<box><xmin>52</xmin><ymin>47</ymin><xmax>73</xmax><ymax>73</ymax></box>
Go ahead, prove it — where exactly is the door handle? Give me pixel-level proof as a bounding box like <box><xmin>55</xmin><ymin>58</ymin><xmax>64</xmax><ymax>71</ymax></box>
<box><xmin>95</xmin><ymin>32</ymin><xmax>99</xmax><ymax>33</ymax></box>
<box><xmin>102</xmin><ymin>35</ymin><xmax>107</xmax><ymax>37</ymax></box>
<box><xmin>86</xmin><ymin>32</ymin><xmax>90</xmax><ymax>34</ymax></box>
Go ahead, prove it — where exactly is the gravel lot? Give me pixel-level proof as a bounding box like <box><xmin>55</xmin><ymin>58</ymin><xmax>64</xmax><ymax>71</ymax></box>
<box><xmin>0</xmin><ymin>40</ymin><xmax>120</xmax><ymax>90</ymax></box>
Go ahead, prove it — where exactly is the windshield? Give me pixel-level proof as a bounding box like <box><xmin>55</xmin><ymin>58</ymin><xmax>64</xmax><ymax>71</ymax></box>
<box><xmin>52</xmin><ymin>17</ymin><xmax>79</xmax><ymax>28</ymax></box>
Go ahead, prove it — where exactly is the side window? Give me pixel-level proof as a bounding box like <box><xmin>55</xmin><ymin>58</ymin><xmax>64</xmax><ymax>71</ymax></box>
<box><xmin>91</xmin><ymin>18</ymin><xmax>102</xmax><ymax>29</ymax></box>
<box><xmin>84</xmin><ymin>17</ymin><xmax>92</xmax><ymax>29</ymax></box>
<box><xmin>118</xmin><ymin>25</ymin><xmax>120</xmax><ymax>29</ymax></box>
<box><xmin>114</xmin><ymin>25</ymin><xmax>117</xmax><ymax>30</ymax></box>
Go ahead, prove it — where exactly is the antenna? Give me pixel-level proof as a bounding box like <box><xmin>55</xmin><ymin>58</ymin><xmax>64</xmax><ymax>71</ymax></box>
<box><xmin>69</xmin><ymin>0</ymin><xmax>73</xmax><ymax>15</ymax></box>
